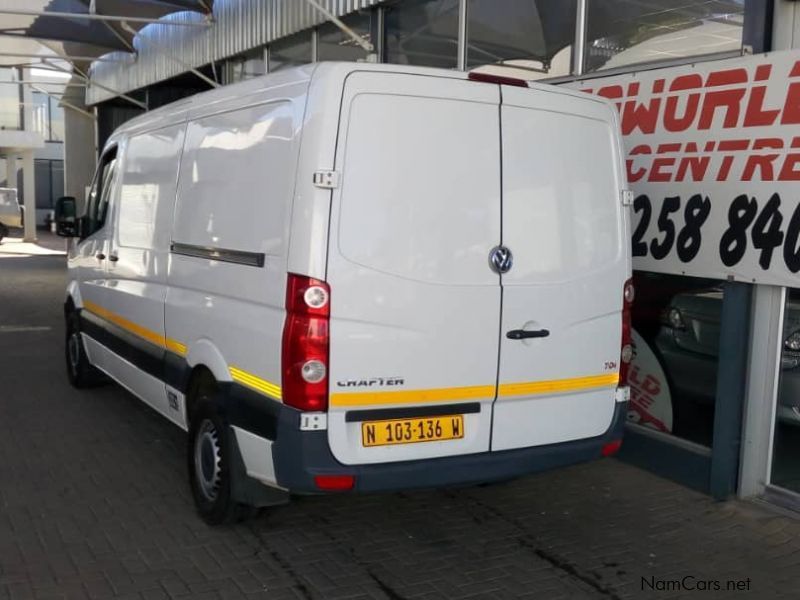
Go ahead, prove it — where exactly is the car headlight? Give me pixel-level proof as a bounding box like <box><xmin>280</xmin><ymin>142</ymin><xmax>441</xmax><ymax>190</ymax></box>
<box><xmin>785</xmin><ymin>330</ymin><xmax>800</xmax><ymax>352</ymax></box>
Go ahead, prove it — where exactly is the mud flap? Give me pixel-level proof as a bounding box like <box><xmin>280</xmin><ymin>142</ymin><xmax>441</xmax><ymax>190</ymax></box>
<box><xmin>228</xmin><ymin>426</ymin><xmax>290</xmax><ymax>508</ymax></box>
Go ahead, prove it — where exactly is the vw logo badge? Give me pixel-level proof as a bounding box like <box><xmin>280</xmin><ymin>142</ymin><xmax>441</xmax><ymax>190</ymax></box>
<box><xmin>489</xmin><ymin>245</ymin><xmax>513</xmax><ymax>274</ymax></box>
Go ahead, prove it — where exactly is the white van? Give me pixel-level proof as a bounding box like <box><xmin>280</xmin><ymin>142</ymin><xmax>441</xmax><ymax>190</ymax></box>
<box><xmin>56</xmin><ymin>63</ymin><xmax>632</xmax><ymax>524</ymax></box>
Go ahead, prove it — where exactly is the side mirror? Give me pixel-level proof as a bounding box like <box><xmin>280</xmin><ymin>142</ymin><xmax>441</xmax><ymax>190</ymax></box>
<box><xmin>54</xmin><ymin>196</ymin><xmax>78</xmax><ymax>237</ymax></box>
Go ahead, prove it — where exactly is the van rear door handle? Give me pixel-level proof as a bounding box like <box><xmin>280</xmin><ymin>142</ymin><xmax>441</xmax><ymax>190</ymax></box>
<box><xmin>507</xmin><ymin>329</ymin><xmax>550</xmax><ymax>340</ymax></box>
<box><xmin>95</xmin><ymin>252</ymin><xmax>106</xmax><ymax>260</ymax></box>
<box><xmin>108</xmin><ymin>254</ymin><xmax>119</xmax><ymax>262</ymax></box>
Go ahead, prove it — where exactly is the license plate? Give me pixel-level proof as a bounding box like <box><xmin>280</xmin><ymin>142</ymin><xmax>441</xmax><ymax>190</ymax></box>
<box><xmin>361</xmin><ymin>415</ymin><xmax>464</xmax><ymax>447</ymax></box>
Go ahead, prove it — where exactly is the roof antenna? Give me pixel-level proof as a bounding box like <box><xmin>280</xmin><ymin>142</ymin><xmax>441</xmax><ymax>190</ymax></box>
<box><xmin>303</xmin><ymin>0</ymin><xmax>378</xmax><ymax>63</ymax></box>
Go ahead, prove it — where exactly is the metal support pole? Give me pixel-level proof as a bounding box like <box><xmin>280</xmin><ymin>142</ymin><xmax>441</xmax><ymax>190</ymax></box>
<box><xmin>738</xmin><ymin>284</ymin><xmax>784</xmax><ymax>498</ymax></box>
<box><xmin>5</xmin><ymin>153</ymin><xmax>17</xmax><ymax>195</ymax></box>
<box><xmin>21</xmin><ymin>151</ymin><xmax>36</xmax><ymax>242</ymax></box>
<box><xmin>375</xmin><ymin>6</ymin><xmax>385</xmax><ymax>63</ymax></box>
<box><xmin>457</xmin><ymin>0</ymin><xmax>468</xmax><ymax>71</ymax></box>
<box><xmin>573</xmin><ymin>0</ymin><xmax>587</xmax><ymax>76</ymax></box>
<box><xmin>710</xmin><ymin>282</ymin><xmax>753</xmax><ymax>499</ymax></box>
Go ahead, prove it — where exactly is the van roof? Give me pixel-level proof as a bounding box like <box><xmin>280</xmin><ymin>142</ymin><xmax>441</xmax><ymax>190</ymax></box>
<box><xmin>104</xmin><ymin>62</ymin><xmax>613</xmax><ymax>144</ymax></box>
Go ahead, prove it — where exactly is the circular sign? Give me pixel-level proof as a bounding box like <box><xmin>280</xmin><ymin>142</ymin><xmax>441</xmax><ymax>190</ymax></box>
<box><xmin>627</xmin><ymin>329</ymin><xmax>673</xmax><ymax>433</ymax></box>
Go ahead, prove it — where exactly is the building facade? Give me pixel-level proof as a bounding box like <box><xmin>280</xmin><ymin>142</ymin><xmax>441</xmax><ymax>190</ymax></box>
<box><xmin>0</xmin><ymin>65</ymin><xmax>69</xmax><ymax>240</ymax></box>
<box><xmin>78</xmin><ymin>0</ymin><xmax>800</xmax><ymax>510</ymax></box>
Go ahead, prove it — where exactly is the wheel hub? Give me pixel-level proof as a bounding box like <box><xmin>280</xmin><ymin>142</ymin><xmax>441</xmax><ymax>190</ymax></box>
<box><xmin>67</xmin><ymin>331</ymin><xmax>81</xmax><ymax>374</ymax></box>
<box><xmin>194</xmin><ymin>419</ymin><xmax>222</xmax><ymax>502</ymax></box>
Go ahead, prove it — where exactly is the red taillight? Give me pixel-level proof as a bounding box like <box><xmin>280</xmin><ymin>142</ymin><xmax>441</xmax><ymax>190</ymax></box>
<box><xmin>468</xmin><ymin>71</ymin><xmax>528</xmax><ymax>87</ymax></box>
<box><xmin>619</xmin><ymin>278</ymin><xmax>634</xmax><ymax>386</ymax></box>
<box><xmin>314</xmin><ymin>474</ymin><xmax>355</xmax><ymax>491</ymax></box>
<box><xmin>282</xmin><ymin>274</ymin><xmax>330</xmax><ymax>412</ymax></box>
<box><xmin>601</xmin><ymin>439</ymin><xmax>623</xmax><ymax>457</ymax></box>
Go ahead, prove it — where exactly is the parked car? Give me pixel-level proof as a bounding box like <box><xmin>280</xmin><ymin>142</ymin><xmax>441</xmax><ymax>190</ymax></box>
<box><xmin>0</xmin><ymin>187</ymin><xmax>21</xmax><ymax>241</ymax></box>
<box><xmin>55</xmin><ymin>62</ymin><xmax>632</xmax><ymax>524</ymax></box>
<box><xmin>656</xmin><ymin>289</ymin><xmax>800</xmax><ymax>425</ymax></box>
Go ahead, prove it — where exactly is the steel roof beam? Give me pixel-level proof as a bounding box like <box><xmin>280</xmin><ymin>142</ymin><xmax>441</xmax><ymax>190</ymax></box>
<box><xmin>0</xmin><ymin>51</ymin><xmax>125</xmax><ymax>63</ymax></box>
<box><xmin>27</xmin><ymin>84</ymin><xmax>95</xmax><ymax>120</ymax></box>
<box><xmin>0</xmin><ymin>8</ymin><xmax>211</xmax><ymax>27</ymax></box>
<box><xmin>304</xmin><ymin>0</ymin><xmax>374</xmax><ymax>53</ymax></box>
<box><xmin>43</xmin><ymin>59</ymin><xmax>148</xmax><ymax>110</ymax></box>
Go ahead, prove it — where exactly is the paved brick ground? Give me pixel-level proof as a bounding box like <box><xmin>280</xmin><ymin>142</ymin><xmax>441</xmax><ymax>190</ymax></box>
<box><xmin>1</xmin><ymin>250</ymin><xmax>800</xmax><ymax>599</ymax></box>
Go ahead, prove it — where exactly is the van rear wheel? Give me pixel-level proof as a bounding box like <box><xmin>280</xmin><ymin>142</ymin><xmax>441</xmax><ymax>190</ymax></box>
<box><xmin>188</xmin><ymin>397</ymin><xmax>257</xmax><ymax>525</ymax></box>
<box><xmin>0</xmin><ymin>223</ymin><xmax>7</xmax><ymax>242</ymax></box>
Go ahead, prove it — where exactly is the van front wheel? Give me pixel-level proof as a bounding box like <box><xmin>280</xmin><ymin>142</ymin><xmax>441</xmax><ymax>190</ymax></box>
<box><xmin>188</xmin><ymin>399</ymin><xmax>255</xmax><ymax>525</ymax></box>
<box><xmin>65</xmin><ymin>308</ymin><xmax>106</xmax><ymax>388</ymax></box>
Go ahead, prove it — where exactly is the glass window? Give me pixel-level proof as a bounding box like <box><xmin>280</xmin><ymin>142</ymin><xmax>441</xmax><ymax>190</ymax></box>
<box><xmin>585</xmin><ymin>0</ymin><xmax>744</xmax><ymax>73</ymax></box>
<box><xmin>268</xmin><ymin>32</ymin><xmax>313</xmax><ymax>73</ymax></box>
<box><xmin>51</xmin><ymin>160</ymin><xmax>64</xmax><ymax>201</ymax></box>
<box><xmin>227</xmin><ymin>48</ymin><xmax>266</xmax><ymax>83</ymax></box>
<box><xmin>385</xmin><ymin>0</ymin><xmax>459</xmax><ymax>68</ymax></box>
<box><xmin>467</xmin><ymin>0</ymin><xmax>575</xmax><ymax>79</ymax></box>
<box><xmin>35</xmin><ymin>160</ymin><xmax>52</xmax><ymax>210</ymax></box>
<box><xmin>85</xmin><ymin>148</ymin><xmax>118</xmax><ymax>237</ymax></box>
<box><xmin>31</xmin><ymin>92</ymin><xmax>49</xmax><ymax>138</ymax></box>
<box><xmin>629</xmin><ymin>272</ymin><xmax>723</xmax><ymax>446</ymax></box>
<box><xmin>771</xmin><ymin>288</ymin><xmax>800</xmax><ymax>493</ymax></box>
<box><xmin>0</xmin><ymin>68</ymin><xmax>20</xmax><ymax>129</ymax></box>
<box><xmin>318</xmin><ymin>12</ymin><xmax>374</xmax><ymax>63</ymax></box>
<box><xmin>49</xmin><ymin>97</ymin><xmax>64</xmax><ymax>141</ymax></box>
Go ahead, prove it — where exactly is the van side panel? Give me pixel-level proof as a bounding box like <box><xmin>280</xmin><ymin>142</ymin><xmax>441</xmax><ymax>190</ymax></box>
<box><xmin>166</xmin><ymin>94</ymin><xmax>304</xmax><ymax>404</ymax></box>
<box><xmin>285</xmin><ymin>64</ymin><xmax>343</xmax><ymax>281</ymax></box>
<box><xmin>103</xmin><ymin>123</ymin><xmax>186</xmax><ymax>424</ymax></box>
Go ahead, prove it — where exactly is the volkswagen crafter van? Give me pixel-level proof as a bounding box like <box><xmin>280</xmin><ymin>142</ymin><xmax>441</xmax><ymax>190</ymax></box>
<box><xmin>55</xmin><ymin>63</ymin><xmax>632</xmax><ymax>524</ymax></box>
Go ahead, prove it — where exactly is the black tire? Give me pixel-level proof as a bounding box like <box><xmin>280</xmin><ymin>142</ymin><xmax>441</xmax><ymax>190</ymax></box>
<box><xmin>0</xmin><ymin>223</ymin><xmax>7</xmax><ymax>242</ymax></box>
<box><xmin>188</xmin><ymin>393</ymin><xmax>255</xmax><ymax>525</ymax></box>
<box><xmin>65</xmin><ymin>307</ymin><xmax>106</xmax><ymax>388</ymax></box>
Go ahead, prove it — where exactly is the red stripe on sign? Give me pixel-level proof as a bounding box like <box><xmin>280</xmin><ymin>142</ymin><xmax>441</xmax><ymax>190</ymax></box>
<box><xmin>755</xmin><ymin>64</ymin><xmax>772</xmax><ymax>81</ymax></box>
<box><xmin>657</xmin><ymin>143</ymin><xmax>682</xmax><ymax>154</ymax></box>
<box><xmin>706</xmin><ymin>68</ymin><xmax>748</xmax><ymax>87</ymax></box>
<box><xmin>718</xmin><ymin>139</ymin><xmax>750</xmax><ymax>151</ymax></box>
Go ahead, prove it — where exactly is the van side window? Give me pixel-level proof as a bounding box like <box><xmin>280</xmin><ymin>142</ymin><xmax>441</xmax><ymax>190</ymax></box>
<box><xmin>84</xmin><ymin>147</ymin><xmax>118</xmax><ymax>238</ymax></box>
<box><xmin>173</xmin><ymin>101</ymin><xmax>294</xmax><ymax>256</ymax></box>
<box><xmin>117</xmin><ymin>126</ymin><xmax>185</xmax><ymax>250</ymax></box>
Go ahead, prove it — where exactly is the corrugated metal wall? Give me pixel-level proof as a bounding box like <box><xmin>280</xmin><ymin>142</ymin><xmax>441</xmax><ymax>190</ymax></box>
<box><xmin>87</xmin><ymin>0</ymin><xmax>385</xmax><ymax>105</ymax></box>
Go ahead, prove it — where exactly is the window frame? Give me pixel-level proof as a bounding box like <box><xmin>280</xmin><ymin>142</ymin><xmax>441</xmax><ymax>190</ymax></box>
<box><xmin>82</xmin><ymin>146</ymin><xmax>119</xmax><ymax>239</ymax></box>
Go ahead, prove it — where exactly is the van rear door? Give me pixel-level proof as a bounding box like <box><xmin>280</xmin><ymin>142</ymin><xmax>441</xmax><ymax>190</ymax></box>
<box><xmin>326</xmin><ymin>72</ymin><xmax>501</xmax><ymax>465</ymax></box>
<box><xmin>491</xmin><ymin>85</ymin><xmax>627</xmax><ymax>451</ymax></box>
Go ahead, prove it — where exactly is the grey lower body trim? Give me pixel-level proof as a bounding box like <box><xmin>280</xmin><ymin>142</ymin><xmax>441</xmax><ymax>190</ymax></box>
<box><xmin>262</xmin><ymin>400</ymin><xmax>629</xmax><ymax>494</ymax></box>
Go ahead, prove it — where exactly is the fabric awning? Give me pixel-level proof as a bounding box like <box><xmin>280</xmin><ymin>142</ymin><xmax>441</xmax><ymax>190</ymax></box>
<box><xmin>0</xmin><ymin>0</ymin><xmax>211</xmax><ymax>70</ymax></box>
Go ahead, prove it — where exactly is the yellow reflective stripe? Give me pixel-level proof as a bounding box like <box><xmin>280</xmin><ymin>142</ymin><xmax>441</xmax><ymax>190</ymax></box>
<box><xmin>229</xmin><ymin>366</ymin><xmax>282</xmax><ymax>400</ymax></box>
<box><xmin>82</xmin><ymin>301</ymin><xmax>187</xmax><ymax>357</ymax></box>
<box><xmin>330</xmin><ymin>384</ymin><xmax>495</xmax><ymax>407</ymax></box>
<box><xmin>83</xmin><ymin>300</ymin><xmax>166</xmax><ymax>349</ymax></box>
<box><xmin>330</xmin><ymin>373</ymin><xmax>618</xmax><ymax>407</ymax></box>
<box><xmin>165</xmin><ymin>338</ymin><xmax>187</xmax><ymax>356</ymax></box>
<box><xmin>499</xmin><ymin>373</ymin><xmax>619</xmax><ymax>397</ymax></box>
